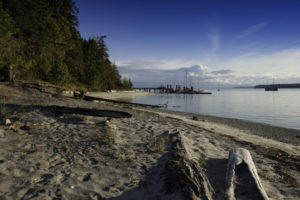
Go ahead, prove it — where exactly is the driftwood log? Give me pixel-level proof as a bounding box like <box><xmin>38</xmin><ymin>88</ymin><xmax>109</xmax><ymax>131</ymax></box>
<box><xmin>21</xmin><ymin>81</ymin><xmax>62</xmax><ymax>94</ymax></box>
<box><xmin>164</xmin><ymin>131</ymin><xmax>214</xmax><ymax>200</ymax></box>
<box><xmin>84</xmin><ymin>95</ymin><xmax>162</xmax><ymax>108</ymax></box>
<box><xmin>225</xmin><ymin>148</ymin><xmax>269</xmax><ymax>200</ymax></box>
<box><xmin>49</xmin><ymin>105</ymin><xmax>132</xmax><ymax>118</ymax></box>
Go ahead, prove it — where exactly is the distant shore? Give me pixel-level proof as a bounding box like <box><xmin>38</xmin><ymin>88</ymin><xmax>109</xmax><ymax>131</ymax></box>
<box><xmin>255</xmin><ymin>83</ymin><xmax>300</xmax><ymax>88</ymax></box>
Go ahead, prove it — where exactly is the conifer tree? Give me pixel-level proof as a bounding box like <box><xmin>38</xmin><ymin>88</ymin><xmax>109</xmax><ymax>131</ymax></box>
<box><xmin>0</xmin><ymin>1</ymin><xmax>24</xmax><ymax>81</ymax></box>
<box><xmin>0</xmin><ymin>0</ymin><xmax>128</xmax><ymax>90</ymax></box>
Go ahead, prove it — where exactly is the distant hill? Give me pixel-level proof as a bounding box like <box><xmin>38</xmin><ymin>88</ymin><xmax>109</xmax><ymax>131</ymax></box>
<box><xmin>234</xmin><ymin>86</ymin><xmax>254</xmax><ymax>88</ymax></box>
<box><xmin>255</xmin><ymin>83</ymin><xmax>300</xmax><ymax>88</ymax></box>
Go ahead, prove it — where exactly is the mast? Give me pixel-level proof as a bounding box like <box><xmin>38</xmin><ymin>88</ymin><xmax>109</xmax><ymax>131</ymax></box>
<box><xmin>185</xmin><ymin>69</ymin><xmax>188</xmax><ymax>89</ymax></box>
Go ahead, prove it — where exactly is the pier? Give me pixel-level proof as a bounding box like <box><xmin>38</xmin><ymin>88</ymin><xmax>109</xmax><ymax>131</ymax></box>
<box><xmin>134</xmin><ymin>85</ymin><xmax>212</xmax><ymax>94</ymax></box>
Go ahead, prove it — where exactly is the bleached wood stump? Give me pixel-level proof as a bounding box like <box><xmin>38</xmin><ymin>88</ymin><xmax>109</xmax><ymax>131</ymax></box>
<box><xmin>225</xmin><ymin>148</ymin><xmax>269</xmax><ymax>200</ymax></box>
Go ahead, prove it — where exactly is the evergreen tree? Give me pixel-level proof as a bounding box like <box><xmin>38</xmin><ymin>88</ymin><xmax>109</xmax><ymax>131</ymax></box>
<box><xmin>64</xmin><ymin>29</ymin><xmax>84</xmax><ymax>84</ymax></box>
<box><xmin>4</xmin><ymin>0</ymin><xmax>78</xmax><ymax>83</ymax></box>
<box><xmin>128</xmin><ymin>79</ymin><xmax>133</xmax><ymax>88</ymax></box>
<box><xmin>122</xmin><ymin>78</ymin><xmax>130</xmax><ymax>89</ymax></box>
<box><xmin>0</xmin><ymin>1</ymin><xmax>25</xmax><ymax>81</ymax></box>
<box><xmin>0</xmin><ymin>0</ymin><xmax>128</xmax><ymax>90</ymax></box>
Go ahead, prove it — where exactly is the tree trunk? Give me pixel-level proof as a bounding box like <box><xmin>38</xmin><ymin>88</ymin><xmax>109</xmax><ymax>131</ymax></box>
<box><xmin>8</xmin><ymin>65</ymin><xmax>14</xmax><ymax>82</ymax></box>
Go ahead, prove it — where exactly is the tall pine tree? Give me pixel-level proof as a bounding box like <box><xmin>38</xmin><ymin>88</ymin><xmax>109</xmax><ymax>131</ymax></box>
<box><xmin>0</xmin><ymin>0</ymin><xmax>128</xmax><ymax>90</ymax></box>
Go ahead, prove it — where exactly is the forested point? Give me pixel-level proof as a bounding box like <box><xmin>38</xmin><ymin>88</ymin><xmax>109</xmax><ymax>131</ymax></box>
<box><xmin>0</xmin><ymin>0</ymin><xmax>132</xmax><ymax>91</ymax></box>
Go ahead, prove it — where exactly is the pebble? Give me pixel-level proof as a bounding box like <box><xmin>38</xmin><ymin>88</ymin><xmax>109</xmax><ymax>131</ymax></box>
<box><xmin>5</xmin><ymin>119</ymin><xmax>11</xmax><ymax>125</ymax></box>
<box><xmin>192</xmin><ymin>116</ymin><xmax>198</xmax><ymax>120</ymax></box>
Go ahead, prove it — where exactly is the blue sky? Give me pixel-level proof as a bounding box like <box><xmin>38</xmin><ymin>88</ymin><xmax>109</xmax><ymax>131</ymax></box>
<box><xmin>75</xmin><ymin>0</ymin><xmax>300</xmax><ymax>87</ymax></box>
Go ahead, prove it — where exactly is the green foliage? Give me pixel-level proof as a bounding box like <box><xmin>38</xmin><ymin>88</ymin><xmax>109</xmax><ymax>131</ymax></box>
<box><xmin>122</xmin><ymin>78</ymin><xmax>133</xmax><ymax>89</ymax></box>
<box><xmin>0</xmin><ymin>0</ymin><xmax>127</xmax><ymax>90</ymax></box>
<box><xmin>0</xmin><ymin>2</ymin><xmax>26</xmax><ymax>80</ymax></box>
<box><xmin>81</xmin><ymin>36</ymin><xmax>124</xmax><ymax>91</ymax></box>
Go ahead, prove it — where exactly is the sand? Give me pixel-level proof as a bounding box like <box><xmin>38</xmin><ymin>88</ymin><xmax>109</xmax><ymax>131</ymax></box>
<box><xmin>0</xmin><ymin>82</ymin><xmax>299</xmax><ymax>199</ymax></box>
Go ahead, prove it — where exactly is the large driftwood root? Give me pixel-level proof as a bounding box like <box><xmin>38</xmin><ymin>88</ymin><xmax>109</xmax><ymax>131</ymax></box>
<box><xmin>225</xmin><ymin>148</ymin><xmax>269</xmax><ymax>200</ymax></box>
<box><xmin>164</xmin><ymin>131</ymin><xmax>214</xmax><ymax>200</ymax></box>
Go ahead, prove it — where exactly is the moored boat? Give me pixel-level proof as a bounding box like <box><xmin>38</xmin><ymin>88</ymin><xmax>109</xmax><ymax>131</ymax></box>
<box><xmin>265</xmin><ymin>85</ymin><xmax>278</xmax><ymax>91</ymax></box>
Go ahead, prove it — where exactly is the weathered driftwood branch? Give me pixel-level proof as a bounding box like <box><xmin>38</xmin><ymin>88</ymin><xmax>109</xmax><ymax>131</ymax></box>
<box><xmin>164</xmin><ymin>131</ymin><xmax>214</xmax><ymax>200</ymax></box>
<box><xmin>84</xmin><ymin>95</ymin><xmax>162</xmax><ymax>108</ymax></box>
<box><xmin>49</xmin><ymin>105</ymin><xmax>132</xmax><ymax>118</ymax></box>
<box><xmin>21</xmin><ymin>81</ymin><xmax>62</xmax><ymax>94</ymax></box>
<box><xmin>225</xmin><ymin>148</ymin><xmax>269</xmax><ymax>200</ymax></box>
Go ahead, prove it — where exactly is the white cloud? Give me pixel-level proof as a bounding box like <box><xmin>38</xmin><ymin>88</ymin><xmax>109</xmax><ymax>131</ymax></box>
<box><xmin>118</xmin><ymin>63</ymin><xmax>234</xmax><ymax>87</ymax></box>
<box><xmin>236</xmin><ymin>22</ymin><xmax>267</xmax><ymax>39</ymax></box>
<box><xmin>226</xmin><ymin>48</ymin><xmax>300</xmax><ymax>79</ymax></box>
<box><xmin>117</xmin><ymin>59</ymin><xmax>202</xmax><ymax>70</ymax></box>
<box><xmin>117</xmin><ymin>47</ymin><xmax>300</xmax><ymax>87</ymax></box>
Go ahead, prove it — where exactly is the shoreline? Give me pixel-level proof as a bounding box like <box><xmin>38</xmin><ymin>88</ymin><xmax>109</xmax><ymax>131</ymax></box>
<box><xmin>153</xmin><ymin>108</ymin><xmax>300</xmax><ymax>146</ymax></box>
<box><xmin>80</xmin><ymin>92</ymin><xmax>300</xmax><ymax>156</ymax></box>
<box><xmin>128</xmin><ymin>90</ymin><xmax>300</xmax><ymax>132</ymax></box>
<box><xmin>86</xmin><ymin>91</ymin><xmax>152</xmax><ymax>101</ymax></box>
<box><xmin>0</xmin><ymin>82</ymin><xmax>299</xmax><ymax>199</ymax></box>
<box><xmin>84</xmin><ymin>91</ymin><xmax>300</xmax><ymax>146</ymax></box>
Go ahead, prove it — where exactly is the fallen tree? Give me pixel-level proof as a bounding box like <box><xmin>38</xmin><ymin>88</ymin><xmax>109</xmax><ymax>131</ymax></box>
<box><xmin>84</xmin><ymin>95</ymin><xmax>162</xmax><ymax>108</ymax></box>
<box><xmin>49</xmin><ymin>105</ymin><xmax>132</xmax><ymax>118</ymax></box>
<box><xmin>164</xmin><ymin>131</ymin><xmax>214</xmax><ymax>200</ymax></box>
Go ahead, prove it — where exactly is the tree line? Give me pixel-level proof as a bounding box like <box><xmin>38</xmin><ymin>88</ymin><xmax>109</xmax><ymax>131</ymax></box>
<box><xmin>0</xmin><ymin>0</ymin><xmax>132</xmax><ymax>91</ymax></box>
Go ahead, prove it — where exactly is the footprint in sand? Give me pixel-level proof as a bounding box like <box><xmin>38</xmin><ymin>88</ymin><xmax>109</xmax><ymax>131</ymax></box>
<box><xmin>38</xmin><ymin>173</ymin><xmax>54</xmax><ymax>185</ymax></box>
<box><xmin>209</xmin><ymin>140</ymin><xmax>217</xmax><ymax>145</ymax></box>
<box><xmin>90</xmin><ymin>157</ymin><xmax>98</xmax><ymax>165</ymax></box>
<box><xmin>89</xmin><ymin>192</ymin><xmax>103</xmax><ymax>199</ymax></box>
<box><xmin>21</xmin><ymin>188</ymin><xmax>46</xmax><ymax>200</ymax></box>
<box><xmin>82</xmin><ymin>173</ymin><xmax>92</xmax><ymax>182</ymax></box>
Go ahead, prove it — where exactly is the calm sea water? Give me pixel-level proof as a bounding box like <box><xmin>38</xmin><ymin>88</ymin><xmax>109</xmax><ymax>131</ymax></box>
<box><xmin>131</xmin><ymin>88</ymin><xmax>300</xmax><ymax>130</ymax></box>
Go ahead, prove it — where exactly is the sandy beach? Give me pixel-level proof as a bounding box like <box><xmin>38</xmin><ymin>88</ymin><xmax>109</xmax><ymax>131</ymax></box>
<box><xmin>0</xmin><ymin>82</ymin><xmax>299</xmax><ymax>200</ymax></box>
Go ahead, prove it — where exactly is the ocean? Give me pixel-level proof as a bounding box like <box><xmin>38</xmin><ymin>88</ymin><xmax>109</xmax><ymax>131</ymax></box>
<box><xmin>131</xmin><ymin>88</ymin><xmax>300</xmax><ymax>130</ymax></box>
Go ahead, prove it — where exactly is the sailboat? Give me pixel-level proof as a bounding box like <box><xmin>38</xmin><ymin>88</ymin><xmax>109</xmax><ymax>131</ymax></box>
<box><xmin>265</xmin><ymin>85</ymin><xmax>278</xmax><ymax>91</ymax></box>
<box><xmin>265</xmin><ymin>80</ymin><xmax>278</xmax><ymax>91</ymax></box>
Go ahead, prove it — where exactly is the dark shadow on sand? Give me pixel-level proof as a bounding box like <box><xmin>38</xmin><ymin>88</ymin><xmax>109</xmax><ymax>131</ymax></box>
<box><xmin>205</xmin><ymin>158</ymin><xmax>228</xmax><ymax>200</ymax></box>
<box><xmin>102</xmin><ymin>152</ymin><xmax>171</xmax><ymax>200</ymax></box>
<box><xmin>4</xmin><ymin>104</ymin><xmax>131</xmax><ymax>123</ymax></box>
